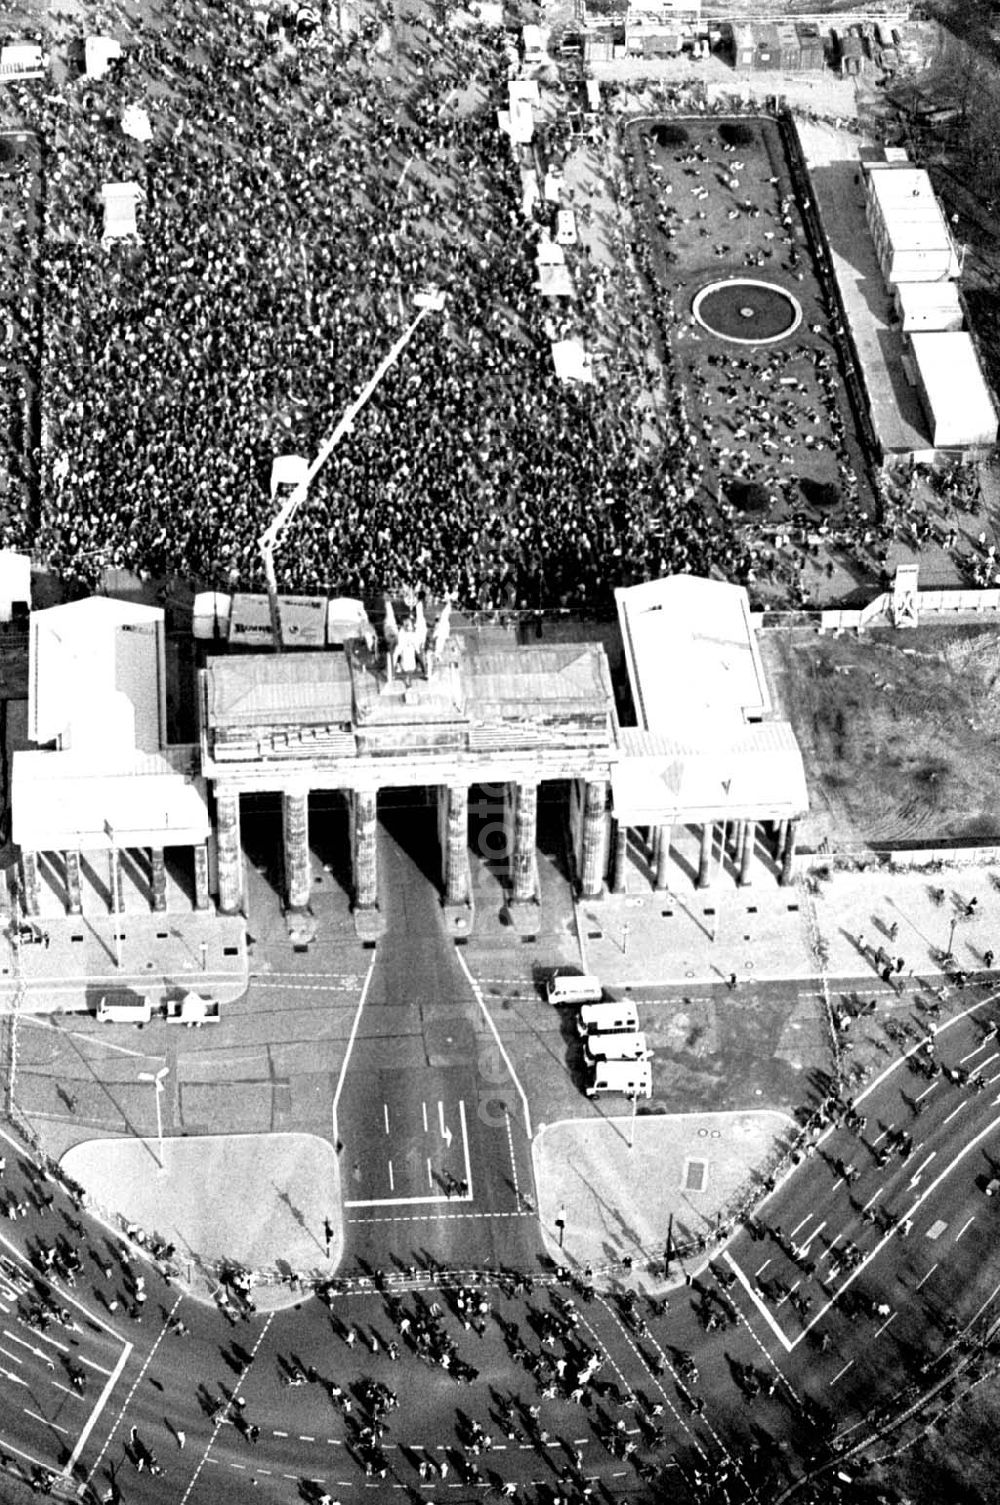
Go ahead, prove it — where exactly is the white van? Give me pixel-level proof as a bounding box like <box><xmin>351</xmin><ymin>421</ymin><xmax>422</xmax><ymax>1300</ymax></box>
<box><xmin>521</xmin><ymin>24</ymin><xmax>546</xmax><ymax>67</ymax></box>
<box><xmin>547</xmin><ymin>971</ymin><xmax>603</xmax><ymax>1006</ymax></box>
<box><xmin>586</xmin><ymin>1059</ymin><xmax>652</xmax><ymax>1098</ymax></box>
<box><xmin>576</xmin><ymin>1000</ymin><xmax>639</xmax><ymax>1037</ymax></box>
<box><xmin>96</xmin><ymin>993</ymin><xmax>151</xmax><ymax>1025</ymax></box>
<box><xmin>585</xmin><ymin>1031</ymin><xmax>651</xmax><ymax>1064</ymax></box>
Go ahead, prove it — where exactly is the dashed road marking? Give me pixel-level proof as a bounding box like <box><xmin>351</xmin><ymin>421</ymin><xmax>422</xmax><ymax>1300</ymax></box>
<box><xmin>348</xmin><ymin>1211</ymin><xmax>533</xmax><ymax>1225</ymax></box>
<box><xmin>829</xmin><ymin>1360</ymin><xmax>853</xmax><ymax>1387</ymax></box>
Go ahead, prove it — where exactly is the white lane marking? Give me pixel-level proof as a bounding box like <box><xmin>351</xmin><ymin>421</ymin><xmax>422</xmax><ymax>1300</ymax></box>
<box><xmin>459</xmin><ymin>1099</ymin><xmax>473</xmax><ymax>1200</ymax></box>
<box><xmin>24</xmin><ymin>1410</ymin><xmax>69</xmax><ymax>1434</ymax></box>
<box><xmin>874</xmin><ymin>1311</ymin><xmax>897</xmax><ymax>1340</ymax></box>
<box><xmin>916</xmin><ymin>1082</ymin><xmax>938</xmax><ymax>1102</ymax></box>
<box><xmin>855</xmin><ymin>989</ymin><xmax>1000</xmax><ymax>1106</ymax></box>
<box><xmin>792</xmin><ymin>1109</ymin><xmax>1000</xmax><ymax>1350</ymax></box>
<box><xmin>955</xmin><ymin>1216</ymin><xmax>976</xmax><ymax>1243</ymax></box>
<box><xmin>943</xmin><ymin>1102</ymin><xmax>967</xmax><ymax>1126</ymax></box>
<box><xmin>80</xmin><ymin>1303</ymin><xmax>174</xmax><ymax>1485</ymax></box>
<box><xmin>422</xmin><ymin>1101</ymin><xmax>429</xmax><ymax>1134</ymax></box>
<box><xmin>388</xmin><ymin>1161</ymin><xmax>395</xmax><ymax>1194</ymax></box>
<box><xmin>909</xmin><ymin>1151</ymin><xmax>937</xmax><ymax>1187</ymax></box>
<box><xmin>503</xmin><ymin>1101</ymin><xmax>521</xmax><ymax>1208</ymax></box>
<box><xmin>0</xmin><ymin>1234</ymin><xmax>121</xmax><ymax>1340</ymax></box>
<box><xmin>723</xmin><ymin>1254</ymin><xmax>793</xmax><ymax>1354</ymax></box>
<box><xmin>383</xmin><ymin>1103</ymin><xmax>390</xmax><ymax>1136</ymax></box>
<box><xmin>829</xmin><ymin>1360</ymin><xmax>853</xmax><ymax>1387</ymax></box>
<box><xmin>915</xmin><ymin>1263</ymin><xmax>938</xmax><ymax>1291</ymax></box>
<box><xmin>789</xmin><ymin>1213</ymin><xmax>814</xmax><ymax>1239</ymax></box>
<box><xmin>3</xmin><ymin>1331</ymin><xmax>54</xmax><ymax>1368</ymax></box>
<box><xmin>16</xmin><ymin>1018</ymin><xmax>150</xmax><ymax>1059</ymax></box>
<box><xmin>797</xmin><ymin>1220</ymin><xmax>826</xmax><ymax>1255</ymax></box>
<box><xmin>427</xmin><ymin>1158</ymin><xmax>433</xmax><ymax>1190</ymax></box>
<box><xmin>753</xmin><ymin>1258</ymin><xmax>771</xmax><ymax>1279</ymax></box>
<box><xmin>331</xmin><ymin>952</ymin><xmax>378</xmax><ymax>1147</ymax></box>
<box><xmin>178</xmin><ymin>1311</ymin><xmax>274</xmax><ymax>1505</ymax></box>
<box><xmin>0</xmin><ymin>1345</ymin><xmax>23</xmax><ymax>1365</ymax></box>
<box><xmin>862</xmin><ymin>1189</ymin><xmax>883</xmax><ymax>1212</ymax></box>
<box><xmin>455</xmin><ymin>949</ymin><xmax>532</xmax><ymax>1137</ymax></box>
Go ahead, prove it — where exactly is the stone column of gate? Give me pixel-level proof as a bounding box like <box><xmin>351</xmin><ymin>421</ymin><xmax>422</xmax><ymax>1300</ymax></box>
<box><xmin>609</xmin><ymin>819</ymin><xmax>628</xmax><ymax>895</ymax></box>
<box><xmin>738</xmin><ymin>821</ymin><xmax>755</xmax><ymax>887</ymax></box>
<box><xmin>282</xmin><ymin>789</ymin><xmax>312</xmax><ymax>911</ymax></box>
<box><xmin>444</xmin><ymin>784</ymin><xmax>470</xmax><ymax>906</ymax></box>
<box><xmin>510</xmin><ymin>781</ymin><xmax>538</xmax><ymax>905</ymax></box>
<box><xmin>193</xmin><ymin>843</ymin><xmax>211</xmax><ymax>910</ymax></box>
<box><xmin>696</xmin><ymin>822</ymin><xmax>713</xmax><ymax>889</ymax></box>
<box><xmin>64</xmin><ymin>849</ymin><xmax>83</xmax><ymax>915</ymax></box>
<box><xmin>149</xmin><ymin>848</ymin><xmax>167</xmax><ymax>912</ymax></box>
<box><xmin>20</xmin><ymin>851</ymin><xmax>41</xmax><ymax>916</ymax></box>
<box><xmin>353</xmin><ymin>788</ymin><xmax>378</xmax><ymax>910</ymax></box>
<box><xmin>216</xmin><ymin>788</ymin><xmax>244</xmax><ymax>916</ymax></box>
<box><xmin>108</xmin><ymin>847</ymin><xmax>125</xmax><ymax>914</ymax></box>
<box><xmin>779</xmin><ymin>818</ymin><xmax>799</xmax><ymax>887</ymax></box>
<box><xmin>654</xmin><ymin>825</ymin><xmax>672</xmax><ymax>890</ymax></box>
<box><xmin>578</xmin><ymin>778</ymin><xmax>608</xmax><ymax>899</ymax></box>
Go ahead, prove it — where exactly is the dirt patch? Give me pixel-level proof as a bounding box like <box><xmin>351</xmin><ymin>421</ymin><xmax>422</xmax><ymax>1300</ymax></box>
<box><xmin>761</xmin><ymin>624</ymin><xmax>1000</xmax><ymax>848</ymax></box>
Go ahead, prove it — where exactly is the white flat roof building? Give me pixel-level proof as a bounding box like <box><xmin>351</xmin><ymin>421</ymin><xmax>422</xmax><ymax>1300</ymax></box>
<box><xmin>612</xmin><ymin>576</ymin><xmax>808</xmax><ymax>827</ymax></box>
<box><xmin>894</xmin><ymin>280</ymin><xmax>963</xmax><ymax>333</ymax></box>
<box><xmin>909</xmin><ymin>332</ymin><xmax>998</xmax><ymax>450</ymax></box>
<box><xmin>865</xmin><ymin>167</ymin><xmax>958</xmax><ymax>287</ymax></box>
<box><xmin>29</xmin><ymin>597</ymin><xmax>166</xmax><ymax>754</ymax></box>
<box><xmin>616</xmin><ymin>575</ymin><xmax>771</xmax><ymax>736</ymax></box>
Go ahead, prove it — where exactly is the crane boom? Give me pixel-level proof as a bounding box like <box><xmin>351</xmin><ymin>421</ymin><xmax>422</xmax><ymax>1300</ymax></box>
<box><xmin>259</xmin><ymin>290</ymin><xmax>446</xmax><ymax>649</ymax></box>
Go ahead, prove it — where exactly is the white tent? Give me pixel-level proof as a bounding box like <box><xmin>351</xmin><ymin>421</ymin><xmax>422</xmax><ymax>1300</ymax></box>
<box><xmin>192</xmin><ymin>591</ymin><xmax>232</xmax><ymax>640</ymax></box>
<box><xmin>121</xmin><ymin>104</ymin><xmax>152</xmax><ymax>142</ymax></box>
<box><xmin>100</xmin><ymin>181</ymin><xmax>144</xmax><ymax>243</ymax></box>
<box><xmin>551</xmin><ymin>339</ymin><xmax>594</xmax><ymax>384</ymax></box>
<box><xmin>84</xmin><ymin>36</ymin><xmax>122</xmax><ymax>79</ymax></box>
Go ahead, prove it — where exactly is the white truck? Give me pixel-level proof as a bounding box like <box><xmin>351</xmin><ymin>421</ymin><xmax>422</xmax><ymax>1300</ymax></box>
<box><xmin>165</xmin><ymin>993</ymin><xmax>220</xmax><ymax>1027</ymax></box>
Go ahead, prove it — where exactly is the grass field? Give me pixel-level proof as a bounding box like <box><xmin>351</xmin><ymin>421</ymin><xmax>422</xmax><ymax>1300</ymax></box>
<box><xmin>761</xmin><ymin>623</ymin><xmax>1000</xmax><ymax>848</ymax></box>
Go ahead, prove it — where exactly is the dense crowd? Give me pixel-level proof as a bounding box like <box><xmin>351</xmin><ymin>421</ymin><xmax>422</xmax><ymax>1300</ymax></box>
<box><xmin>0</xmin><ymin>0</ymin><xmax>746</xmax><ymax>610</ymax></box>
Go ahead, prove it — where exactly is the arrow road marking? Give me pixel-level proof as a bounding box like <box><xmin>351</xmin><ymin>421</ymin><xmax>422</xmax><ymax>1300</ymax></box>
<box><xmin>439</xmin><ymin>1101</ymin><xmax>453</xmax><ymax>1149</ymax></box>
<box><xmin>909</xmin><ymin>1151</ymin><xmax>936</xmax><ymax>1188</ymax></box>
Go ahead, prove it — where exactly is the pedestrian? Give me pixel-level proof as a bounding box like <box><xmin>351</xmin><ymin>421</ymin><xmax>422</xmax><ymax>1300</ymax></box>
<box><xmin>985</xmin><ymin>949</ymin><xmax>995</xmax><ymax>969</ymax></box>
<box><xmin>727</xmin><ymin>973</ymin><xmax>738</xmax><ymax>991</ymax></box>
<box><xmin>176</xmin><ymin>1430</ymin><xmax>186</xmax><ymax>1450</ymax></box>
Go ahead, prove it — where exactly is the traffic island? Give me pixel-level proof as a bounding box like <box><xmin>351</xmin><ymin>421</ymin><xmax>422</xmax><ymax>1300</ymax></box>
<box><xmin>61</xmin><ymin>1131</ymin><xmax>343</xmax><ymax>1308</ymax></box>
<box><xmin>533</xmin><ymin>1108</ymin><xmax>795</xmax><ymax>1290</ymax></box>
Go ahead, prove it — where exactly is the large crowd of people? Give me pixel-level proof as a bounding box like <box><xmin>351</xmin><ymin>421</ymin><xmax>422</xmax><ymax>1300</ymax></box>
<box><xmin>0</xmin><ymin>0</ymin><xmax>745</xmax><ymax>610</ymax></box>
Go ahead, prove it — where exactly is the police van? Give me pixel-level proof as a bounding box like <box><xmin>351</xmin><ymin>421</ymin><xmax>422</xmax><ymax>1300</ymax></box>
<box><xmin>586</xmin><ymin>1059</ymin><xmax>652</xmax><ymax>1098</ymax></box>
<box><xmin>546</xmin><ymin>970</ymin><xmax>603</xmax><ymax>1006</ymax></box>
<box><xmin>584</xmin><ymin>1030</ymin><xmax>651</xmax><ymax>1064</ymax></box>
<box><xmin>576</xmin><ymin>999</ymin><xmax>639</xmax><ymax>1037</ymax></box>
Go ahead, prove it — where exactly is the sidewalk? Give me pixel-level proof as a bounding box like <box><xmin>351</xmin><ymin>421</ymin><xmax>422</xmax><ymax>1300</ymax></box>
<box><xmin>579</xmin><ymin>845</ymin><xmax>999</xmax><ymax>991</ymax></box>
<box><xmin>61</xmin><ymin>1132</ymin><xmax>342</xmax><ymax>1311</ymax></box>
<box><xmin>0</xmin><ymin>912</ymin><xmax>248</xmax><ymax>1014</ymax></box>
<box><xmin>533</xmin><ymin>1108</ymin><xmax>793</xmax><ymax>1288</ymax></box>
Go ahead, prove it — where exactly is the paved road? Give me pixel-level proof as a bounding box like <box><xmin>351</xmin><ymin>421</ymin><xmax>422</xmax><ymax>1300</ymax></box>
<box><xmin>338</xmin><ymin>803</ymin><xmax>538</xmax><ymax>1278</ymax></box>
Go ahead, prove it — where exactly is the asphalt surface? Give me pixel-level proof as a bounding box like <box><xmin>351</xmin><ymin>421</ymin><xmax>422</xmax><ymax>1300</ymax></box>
<box><xmin>338</xmin><ymin>803</ymin><xmax>538</xmax><ymax>1277</ymax></box>
<box><xmin>0</xmin><ymin>965</ymin><xmax>998</xmax><ymax>1504</ymax></box>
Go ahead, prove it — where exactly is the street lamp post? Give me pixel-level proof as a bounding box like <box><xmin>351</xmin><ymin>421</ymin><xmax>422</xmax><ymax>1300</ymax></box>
<box><xmin>556</xmin><ymin>1204</ymin><xmax>566</xmax><ymax>1250</ymax></box>
<box><xmin>137</xmin><ymin>1066</ymin><xmax>170</xmax><ymax>1170</ymax></box>
<box><xmin>627</xmin><ymin>1091</ymin><xmax>638</xmax><ymax>1151</ymax></box>
<box><xmin>946</xmin><ymin>915</ymin><xmax>958</xmax><ymax>961</ymax></box>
